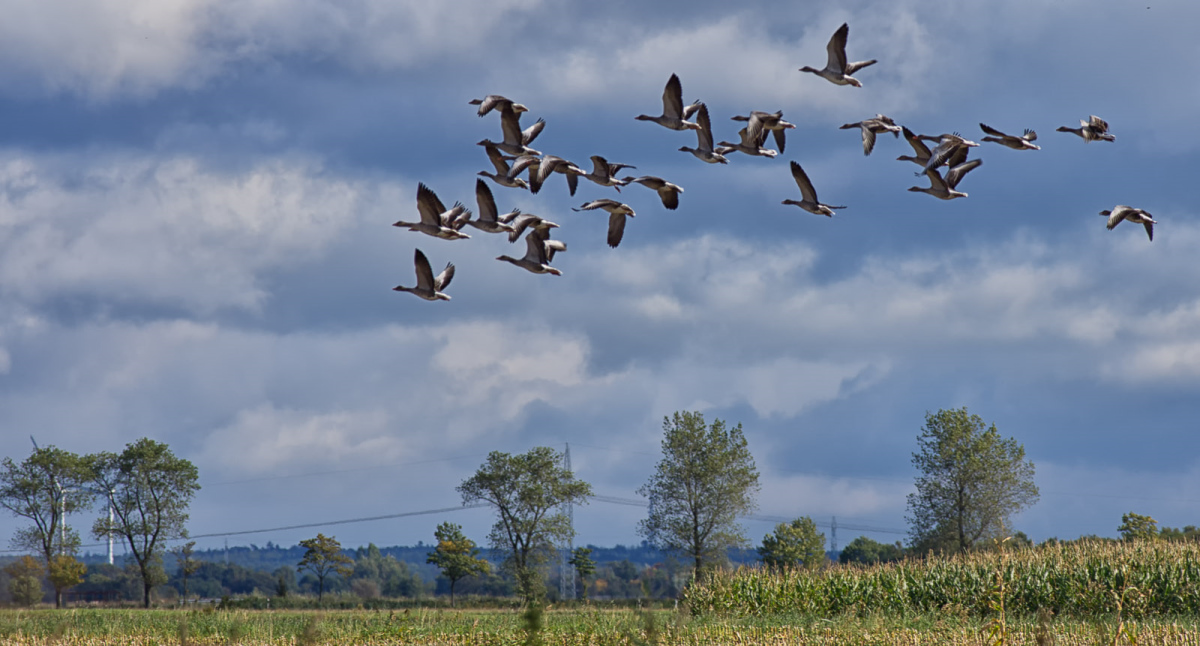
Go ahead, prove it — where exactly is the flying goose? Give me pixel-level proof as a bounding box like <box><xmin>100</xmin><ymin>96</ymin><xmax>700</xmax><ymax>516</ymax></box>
<box><xmin>799</xmin><ymin>23</ymin><xmax>876</xmax><ymax>87</ymax></box>
<box><xmin>478</xmin><ymin>143</ymin><xmax>530</xmax><ymax>189</ymax></box>
<box><xmin>717</xmin><ymin>126</ymin><xmax>779</xmax><ymax>158</ymax></box>
<box><xmin>393</xmin><ymin>183</ymin><xmax>472</xmax><ymax>240</ymax></box>
<box><xmin>477</xmin><ymin>105</ymin><xmax>545</xmax><ymax>156</ymax></box>
<box><xmin>531</xmin><ymin>155</ymin><xmax>586</xmax><ymax>196</ymax></box>
<box><xmin>621</xmin><ymin>175</ymin><xmax>683</xmax><ymax>210</ymax></box>
<box><xmin>783</xmin><ymin>161</ymin><xmax>845</xmax><ymax>216</ymax></box>
<box><xmin>497</xmin><ymin>228</ymin><xmax>564</xmax><ymax>276</ymax></box>
<box><xmin>897</xmin><ymin>126</ymin><xmax>933</xmax><ymax>166</ymax></box>
<box><xmin>636</xmin><ymin>73</ymin><xmax>703</xmax><ymax>131</ymax></box>
<box><xmin>582</xmin><ymin>155</ymin><xmax>636</xmax><ymax>191</ymax></box>
<box><xmin>679</xmin><ymin>104</ymin><xmax>728</xmax><ymax>164</ymax></box>
<box><xmin>732</xmin><ymin>111</ymin><xmax>796</xmax><ymax>153</ymax></box>
<box><xmin>572</xmin><ymin>199</ymin><xmax>636</xmax><ymax>248</ymax></box>
<box><xmin>919</xmin><ymin>133</ymin><xmax>979</xmax><ymax>176</ymax></box>
<box><xmin>1100</xmin><ymin>205</ymin><xmax>1155</xmax><ymax>240</ymax></box>
<box><xmin>840</xmin><ymin>114</ymin><xmax>901</xmax><ymax>155</ymax></box>
<box><xmin>979</xmin><ymin>123</ymin><xmax>1041</xmax><ymax>150</ymax></box>
<box><xmin>467</xmin><ymin>179</ymin><xmax>519</xmax><ymax>235</ymax></box>
<box><xmin>908</xmin><ymin>159</ymin><xmax>983</xmax><ymax>200</ymax></box>
<box><xmin>393</xmin><ymin>249</ymin><xmax>454</xmax><ymax>301</ymax></box>
<box><xmin>1057</xmin><ymin>115</ymin><xmax>1114</xmax><ymax>142</ymax></box>
<box><xmin>468</xmin><ymin>95</ymin><xmax>527</xmax><ymax>118</ymax></box>
<box><xmin>507</xmin><ymin>212</ymin><xmax>559</xmax><ymax>243</ymax></box>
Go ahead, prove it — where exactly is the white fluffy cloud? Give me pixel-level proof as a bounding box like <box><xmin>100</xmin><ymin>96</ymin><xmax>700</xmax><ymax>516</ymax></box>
<box><xmin>0</xmin><ymin>152</ymin><xmax>370</xmax><ymax>312</ymax></box>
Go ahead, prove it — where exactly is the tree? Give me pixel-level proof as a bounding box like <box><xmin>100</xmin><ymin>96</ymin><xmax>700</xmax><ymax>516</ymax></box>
<box><xmin>457</xmin><ymin>447</ymin><xmax>592</xmax><ymax>604</ymax></box>
<box><xmin>838</xmin><ymin>536</ymin><xmax>905</xmax><ymax>565</ymax></box>
<box><xmin>47</xmin><ymin>554</ymin><xmax>87</xmax><ymax>605</ymax></box>
<box><xmin>758</xmin><ymin>517</ymin><xmax>826</xmax><ymax>570</ymax></box>
<box><xmin>637</xmin><ymin>411</ymin><xmax>760</xmax><ymax>574</ymax></box>
<box><xmin>5</xmin><ymin>555</ymin><xmax>45</xmax><ymax>606</ymax></box>
<box><xmin>1118</xmin><ymin>512</ymin><xmax>1159</xmax><ymax>541</ymax></box>
<box><xmin>0</xmin><ymin>445</ymin><xmax>95</xmax><ymax>608</ymax></box>
<box><xmin>568</xmin><ymin>547</ymin><xmax>596</xmax><ymax>600</ymax></box>
<box><xmin>906</xmin><ymin>408</ymin><xmax>1039</xmax><ymax>554</ymax></box>
<box><xmin>426</xmin><ymin>522</ymin><xmax>490</xmax><ymax>607</ymax></box>
<box><xmin>172</xmin><ymin>540</ymin><xmax>201</xmax><ymax>603</ymax></box>
<box><xmin>90</xmin><ymin>438</ymin><xmax>201</xmax><ymax>607</ymax></box>
<box><xmin>297</xmin><ymin>533</ymin><xmax>352</xmax><ymax>601</ymax></box>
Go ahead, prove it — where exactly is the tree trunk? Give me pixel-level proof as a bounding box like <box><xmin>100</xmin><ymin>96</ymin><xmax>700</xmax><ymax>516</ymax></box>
<box><xmin>143</xmin><ymin>581</ymin><xmax>152</xmax><ymax>608</ymax></box>
<box><xmin>449</xmin><ymin>578</ymin><xmax>456</xmax><ymax>608</ymax></box>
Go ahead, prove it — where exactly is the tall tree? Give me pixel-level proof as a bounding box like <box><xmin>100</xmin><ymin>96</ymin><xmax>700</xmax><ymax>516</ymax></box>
<box><xmin>0</xmin><ymin>445</ymin><xmax>95</xmax><ymax>608</ymax></box>
<box><xmin>47</xmin><ymin>554</ymin><xmax>87</xmax><ymax>606</ymax></box>
<box><xmin>90</xmin><ymin>438</ymin><xmax>201</xmax><ymax>607</ymax></box>
<box><xmin>906</xmin><ymin>407</ymin><xmax>1039</xmax><ymax>554</ymax></box>
<box><xmin>637</xmin><ymin>411</ymin><xmax>760</xmax><ymax>574</ymax></box>
<box><xmin>426</xmin><ymin>522</ymin><xmax>490</xmax><ymax>607</ymax></box>
<box><xmin>297</xmin><ymin>533</ymin><xmax>352</xmax><ymax>602</ymax></box>
<box><xmin>758</xmin><ymin>517</ymin><xmax>826</xmax><ymax>570</ymax></box>
<box><xmin>457</xmin><ymin>447</ymin><xmax>592</xmax><ymax>604</ymax></box>
<box><xmin>568</xmin><ymin>547</ymin><xmax>596</xmax><ymax>600</ymax></box>
<box><xmin>4</xmin><ymin>555</ymin><xmax>45</xmax><ymax>607</ymax></box>
<box><xmin>1118</xmin><ymin>512</ymin><xmax>1159</xmax><ymax>541</ymax></box>
<box><xmin>172</xmin><ymin>540</ymin><xmax>201</xmax><ymax>603</ymax></box>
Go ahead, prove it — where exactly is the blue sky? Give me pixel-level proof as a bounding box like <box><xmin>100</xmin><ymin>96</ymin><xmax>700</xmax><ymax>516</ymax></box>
<box><xmin>2</xmin><ymin>0</ymin><xmax>1199</xmax><ymax>558</ymax></box>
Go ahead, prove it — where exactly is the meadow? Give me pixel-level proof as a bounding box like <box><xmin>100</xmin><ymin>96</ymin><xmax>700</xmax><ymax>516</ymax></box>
<box><xmin>4</xmin><ymin>540</ymin><xmax>1200</xmax><ymax>645</ymax></box>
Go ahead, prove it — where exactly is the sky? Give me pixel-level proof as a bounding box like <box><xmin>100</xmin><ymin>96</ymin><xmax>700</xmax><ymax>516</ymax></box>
<box><xmin>2</xmin><ymin>0</ymin><xmax>1200</xmax><ymax>560</ymax></box>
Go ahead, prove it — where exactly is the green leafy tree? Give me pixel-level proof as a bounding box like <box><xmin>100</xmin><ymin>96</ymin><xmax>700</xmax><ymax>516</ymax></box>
<box><xmin>353</xmin><ymin>543</ymin><xmax>425</xmax><ymax>598</ymax></box>
<box><xmin>637</xmin><ymin>411</ymin><xmax>760</xmax><ymax>574</ymax></box>
<box><xmin>906</xmin><ymin>408</ymin><xmax>1039</xmax><ymax>554</ymax></box>
<box><xmin>457</xmin><ymin>447</ymin><xmax>592</xmax><ymax>604</ymax></box>
<box><xmin>297</xmin><ymin>533</ymin><xmax>352</xmax><ymax>601</ymax></box>
<box><xmin>47</xmin><ymin>554</ymin><xmax>87</xmax><ymax>605</ymax></box>
<box><xmin>0</xmin><ymin>445</ymin><xmax>95</xmax><ymax>608</ymax></box>
<box><xmin>758</xmin><ymin>516</ymin><xmax>826</xmax><ymax>570</ymax></box>
<box><xmin>5</xmin><ymin>555</ymin><xmax>45</xmax><ymax>606</ymax></box>
<box><xmin>1118</xmin><ymin>512</ymin><xmax>1159</xmax><ymax>541</ymax></box>
<box><xmin>172</xmin><ymin>540</ymin><xmax>201</xmax><ymax>603</ymax></box>
<box><xmin>838</xmin><ymin>536</ymin><xmax>906</xmax><ymax>565</ymax></box>
<box><xmin>568</xmin><ymin>547</ymin><xmax>596</xmax><ymax>600</ymax></box>
<box><xmin>90</xmin><ymin>438</ymin><xmax>201</xmax><ymax>607</ymax></box>
<box><xmin>426</xmin><ymin>522</ymin><xmax>490</xmax><ymax>607</ymax></box>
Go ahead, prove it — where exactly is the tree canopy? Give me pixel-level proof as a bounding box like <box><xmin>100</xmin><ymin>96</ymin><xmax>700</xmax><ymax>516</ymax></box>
<box><xmin>457</xmin><ymin>447</ymin><xmax>592</xmax><ymax>604</ymax></box>
<box><xmin>906</xmin><ymin>407</ymin><xmax>1039</xmax><ymax>554</ymax></box>
<box><xmin>90</xmin><ymin>438</ymin><xmax>200</xmax><ymax>607</ymax></box>
<box><xmin>0</xmin><ymin>445</ymin><xmax>94</xmax><ymax>607</ymax></box>
<box><xmin>297</xmin><ymin>533</ymin><xmax>353</xmax><ymax>601</ymax></box>
<box><xmin>758</xmin><ymin>517</ymin><xmax>826</xmax><ymax>570</ymax></box>
<box><xmin>637</xmin><ymin>411</ymin><xmax>760</xmax><ymax>574</ymax></box>
<box><xmin>426</xmin><ymin>522</ymin><xmax>489</xmax><ymax>607</ymax></box>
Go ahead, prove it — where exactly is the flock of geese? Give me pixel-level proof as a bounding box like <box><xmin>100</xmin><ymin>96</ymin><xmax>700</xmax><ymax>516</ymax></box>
<box><xmin>393</xmin><ymin>23</ymin><xmax>1152</xmax><ymax>301</ymax></box>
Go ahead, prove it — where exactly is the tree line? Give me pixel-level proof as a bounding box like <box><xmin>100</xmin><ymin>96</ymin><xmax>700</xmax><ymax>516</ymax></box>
<box><xmin>8</xmin><ymin>406</ymin><xmax>1182</xmax><ymax>607</ymax></box>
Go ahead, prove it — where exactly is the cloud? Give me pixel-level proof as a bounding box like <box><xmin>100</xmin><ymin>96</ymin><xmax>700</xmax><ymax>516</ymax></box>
<box><xmin>0</xmin><ymin>152</ymin><xmax>371</xmax><ymax>313</ymax></box>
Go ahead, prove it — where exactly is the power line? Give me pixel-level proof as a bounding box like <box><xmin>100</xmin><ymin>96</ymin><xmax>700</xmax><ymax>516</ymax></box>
<box><xmin>0</xmin><ymin>504</ymin><xmax>489</xmax><ymax>555</ymax></box>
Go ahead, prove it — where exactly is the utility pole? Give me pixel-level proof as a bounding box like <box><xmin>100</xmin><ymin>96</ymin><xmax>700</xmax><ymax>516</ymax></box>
<box><xmin>559</xmin><ymin>443</ymin><xmax>576</xmax><ymax>601</ymax></box>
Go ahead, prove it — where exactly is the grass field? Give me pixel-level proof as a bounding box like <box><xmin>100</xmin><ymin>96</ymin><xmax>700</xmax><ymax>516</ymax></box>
<box><xmin>2</xmin><ymin>607</ymin><xmax>1200</xmax><ymax>645</ymax></box>
<box><xmin>5</xmin><ymin>540</ymin><xmax>1200</xmax><ymax>644</ymax></box>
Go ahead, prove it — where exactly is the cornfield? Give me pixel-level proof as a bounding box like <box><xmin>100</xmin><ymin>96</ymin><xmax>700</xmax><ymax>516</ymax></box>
<box><xmin>685</xmin><ymin>539</ymin><xmax>1200</xmax><ymax>620</ymax></box>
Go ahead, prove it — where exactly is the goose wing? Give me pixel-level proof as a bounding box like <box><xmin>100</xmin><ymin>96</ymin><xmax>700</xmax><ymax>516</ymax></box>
<box><xmin>524</xmin><ymin>229</ymin><xmax>550</xmax><ymax>264</ymax></box>
<box><xmin>1088</xmin><ymin>115</ymin><xmax>1110</xmax><ymax>133</ymax></box>
<box><xmin>544</xmin><ymin>238</ymin><xmax>566</xmax><ymax>262</ymax></box>
<box><xmin>979</xmin><ymin>123</ymin><xmax>1008</xmax><ymax>138</ymax></box>
<box><xmin>500</xmin><ymin>106</ymin><xmax>523</xmax><ymax>145</ymax></box>
<box><xmin>826</xmin><ymin>23</ymin><xmax>851</xmax><ymax>72</ymax></box>
<box><xmin>521</xmin><ymin>118</ymin><xmax>546</xmax><ymax>145</ymax></box>
<box><xmin>695</xmin><ymin>103</ymin><xmax>715</xmax><ymax>150</ymax></box>
<box><xmin>772</xmin><ymin>128</ymin><xmax>788</xmax><ymax>153</ymax></box>
<box><xmin>861</xmin><ymin>125</ymin><xmax>877</xmax><ymax>155</ymax></box>
<box><xmin>902</xmin><ymin>126</ymin><xmax>931</xmax><ymax>158</ymax></box>
<box><xmin>484</xmin><ymin>143</ymin><xmax>511</xmax><ymax>174</ymax></box>
<box><xmin>475</xmin><ymin>178</ymin><xmax>498</xmax><ymax>223</ymax></box>
<box><xmin>1023</xmin><ymin>129</ymin><xmax>1038</xmax><ymax>141</ymax></box>
<box><xmin>413</xmin><ymin>249</ymin><xmax>436</xmax><ymax>291</ymax></box>
<box><xmin>790</xmin><ymin>161</ymin><xmax>819</xmax><ymax>203</ymax></box>
<box><xmin>607</xmin><ymin>212</ymin><xmax>627</xmax><ymax>248</ymax></box>
<box><xmin>663</xmin><ymin>73</ymin><xmax>685</xmax><ymax>119</ymax></box>
<box><xmin>590</xmin><ymin>155</ymin><xmax>611</xmax><ymax>177</ymax></box>
<box><xmin>659</xmin><ymin>184</ymin><xmax>680</xmax><ymax>210</ymax></box>
<box><xmin>416</xmin><ymin>183</ymin><xmax>447</xmax><ymax>225</ymax></box>
<box><xmin>924</xmin><ymin>169</ymin><xmax>949</xmax><ymax>192</ymax></box>
<box><xmin>844</xmin><ymin>58</ymin><xmax>876</xmax><ymax>75</ymax></box>
<box><xmin>944</xmin><ymin>159</ymin><xmax>982</xmax><ymax>189</ymax></box>
<box><xmin>434</xmin><ymin>261</ymin><xmax>455</xmax><ymax>291</ymax></box>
